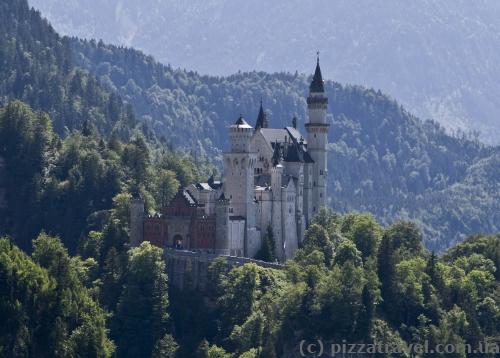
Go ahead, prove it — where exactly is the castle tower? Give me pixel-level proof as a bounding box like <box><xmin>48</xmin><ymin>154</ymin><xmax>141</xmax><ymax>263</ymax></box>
<box><xmin>223</xmin><ymin>115</ymin><xmax>258</xmax><ymax>256</ymax></box>
<box><xmin>271</xmin><ymin>143</ymin><xmax>285</xmax><ymax>261</ymax></box>
<box><xmin>130</xmin><ymin>195</ymin><xmax>144</xmax><ymax>247</ymax></box>
<box><xmin>306</xmin><ymin>54</ymin><xmax>329</xmax><ymax>214</ymax></box>
<box><xmin>215</xmin><ymin>193</ymin><xmax>230</xmax><ymax>255</ymax></box>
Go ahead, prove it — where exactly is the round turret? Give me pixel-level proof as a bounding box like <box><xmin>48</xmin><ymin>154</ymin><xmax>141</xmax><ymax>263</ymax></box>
<box><xmin>306</xmin><ymin>54</ymin><xmax>330</xmax><ymax>212</ymax></box>
<box><xmin>229</xmin><ymin>115</ymin><xmax>253</xmax><ymax>152</ymax></box>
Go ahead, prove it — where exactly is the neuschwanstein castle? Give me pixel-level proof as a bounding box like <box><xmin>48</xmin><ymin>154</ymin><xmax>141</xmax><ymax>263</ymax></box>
<box><xmin>130</xmin><ymin>58</ymin><xmax>329</xmax><ymax>261</ymax></box>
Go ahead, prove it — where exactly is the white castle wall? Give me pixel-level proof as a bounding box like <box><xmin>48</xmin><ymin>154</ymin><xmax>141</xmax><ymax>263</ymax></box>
<box><xmin>255</xmin><ymin>189</ymin><xmax>272</xmax><ymax>232</ymax></box>
<box><xmin>303</xmin><ymin>163</ymin><xmax>313</xmax><ymax>225</ymax></box>
<box><xmin>282</xmin><ymin>180</ymin><xmax>298</xmax><ymax>260</ymax></box>
<box><xmin>228</xmin><ymin>218</ymin><xmax>245</xmax><ymax>256</ymax></box>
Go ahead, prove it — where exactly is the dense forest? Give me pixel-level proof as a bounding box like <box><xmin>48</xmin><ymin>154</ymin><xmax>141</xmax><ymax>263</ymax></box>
<box><xmin>0</xmin><ymin>0</ymin><xmax>499</xmax><ymax>357</ymax></box>
<box><xmin>2</xmin><ymin>130</ymin><xmax>500</xmax><ymax>356</ymax></box>
<box><xmin>1</xmin><ymin>104</ymin><xmax>499</xmax><ymax>356</ymax></box>
<box><xmin>70</xmin><ymin>39</ymin><xmax>500</xmax><ymax>251</ymax></box>
<box><xmin>0</xmin><ymin>100</ymin><xmax>205</xmax><ymax>356</ymax></box>
<box><xmin>0</xmin><ymin>0</ymin><xmax>141</xmax><ymax>137</ymax></box>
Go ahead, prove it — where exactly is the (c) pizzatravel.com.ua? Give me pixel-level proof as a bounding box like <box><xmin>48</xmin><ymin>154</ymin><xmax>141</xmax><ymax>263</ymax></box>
<box><xmin>299</xmin><ymin>339</ymin><xmax>500</xmax><ymax>356</ymax></box>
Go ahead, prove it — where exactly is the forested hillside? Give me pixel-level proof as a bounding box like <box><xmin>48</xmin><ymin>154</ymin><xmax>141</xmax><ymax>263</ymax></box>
<box><xmin>1</xmin><ymin>103</ymin><xmax>499</xmax><ymax>355</ymax></box>
<box><xmin>0</xmin><ymin>0</ymin><xmax>136</xmax><ymax>137</ymax></box>
<box><xmin>0</xmin><ymin>101</ymin><xmax>210</xmax><ymax>252</ymax></box>
<box><xmin>170</xmin><ymin>214</ymin><xmax>500</xmax><ymax>357</ymax></box>
<box><xmin>0</xmin><ymin>0</ymin><xmax>212</xmax><ymax>251</ymax></box>
<box><xmin>3</xmin><ymin>205</ymin><xmax>500</xmax><ymax>357</ymax></box>
<box><xmin>70</xmin><ymin>39</ymin><xmax>500</xmax><ymax>251</ymax></box>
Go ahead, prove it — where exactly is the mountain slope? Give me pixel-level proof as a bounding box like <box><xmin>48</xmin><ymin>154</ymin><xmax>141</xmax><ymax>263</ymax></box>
<box><xmin>0</xmin><ymin>0</ymin><xmax>136</xmax><ymax>137</ymax></box>
<box><xmin>30</xmin><ymin>0</ymin><xmax>500</xmax><ymax>144</ymax></box>
<box><xmin>70</xmin><ymin>39</ymin><xmax>500</xmax><ymax>251</ymax></box>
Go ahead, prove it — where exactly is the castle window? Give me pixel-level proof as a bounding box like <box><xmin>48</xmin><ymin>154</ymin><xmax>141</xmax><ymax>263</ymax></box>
<box><xmin>320</xmin><ymin>193</ymin><xmax>323</xmax><ymax>198</ymax></box>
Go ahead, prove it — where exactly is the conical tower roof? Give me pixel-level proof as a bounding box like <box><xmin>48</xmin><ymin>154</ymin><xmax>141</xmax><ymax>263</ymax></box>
<box><xmin>310</xmin><ymin>54</ymin><xmax>325</xmax><ymax>93</ymax></box>
<box><xmin>255</xmin><ymin>100</ymin><xmax>267</xmax><ymax>130</ymax></box>
<box><xmin>232</xmin><ymin>115</ymin><xmax>252</xmax><ymax>128</ymax></box>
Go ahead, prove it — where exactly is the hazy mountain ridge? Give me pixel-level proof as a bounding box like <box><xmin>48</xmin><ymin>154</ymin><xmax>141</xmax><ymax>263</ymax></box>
<box><xmin>30</xmin><ymin>0</ymin><xmax>500</xmax><ymax>144</ymax></box>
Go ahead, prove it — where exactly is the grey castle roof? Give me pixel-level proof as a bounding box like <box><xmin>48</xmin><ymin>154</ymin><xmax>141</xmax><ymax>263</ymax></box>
<box><xmin>260</xmin><ymin>127</ymin><xmax>308</xmax><ymax>147</ymax></box>
<box><xmin>260</xmin><ymin>126</ymin><xmax>314</xmax><ymax>165</ymax></box>
<box><xmin>261</xmin><ymin>128</ymin><xmax>289</xmax><ymax>145</ymax></box>
<box><xmin>254</xmin><ymin>174</ymin><xmax>271</xmax><ymax>187</ymax></box>
<box><xmin>195</xmin><ymin>175</ymin><xmax>222</xmax><ymax>191</ymax></box>
<box><xmin>195</xmin><ymin>182</ymin><xmax>212</xmax><ymax>191</ymax></box>
<box><xmin>285</xmin><ymin>142</ymin><xmax>305</xmax><ymax>163</ymax></box>
<box><xmin>285</xmin><ymin>126</ymin><xmax>307</xmax><ymax>144</ymax></box>
<box><xmin>182</xmin><ymin>189</ymin><xmax>197</xmax><ymax>206</ymax></box>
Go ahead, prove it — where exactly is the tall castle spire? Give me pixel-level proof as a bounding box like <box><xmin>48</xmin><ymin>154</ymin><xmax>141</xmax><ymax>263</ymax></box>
<box><xmin>305</xmin><ymin>52</ymin><xmax>329</xmax><ymax>217</ymax></box>
<box><xmin>255</xmin><ymin>99</ymin><xmax>268</xmax><ymax>130</ymax></box>
<box><xmin>310</xmin><ymin>52</ymin><xmax>325</xmax><ymax>93</ymax></box>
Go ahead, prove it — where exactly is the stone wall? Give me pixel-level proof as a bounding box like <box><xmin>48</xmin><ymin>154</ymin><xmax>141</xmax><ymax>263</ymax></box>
<box><xmin>164</xmin><ymin>248</ymin><xmax>282</xmax><ymax>291</ymax></box>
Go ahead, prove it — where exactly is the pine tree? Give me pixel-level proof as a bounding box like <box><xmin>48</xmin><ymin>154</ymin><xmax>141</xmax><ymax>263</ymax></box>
<box><xmin>152</xmin><ymin>334</ymin><xmax>178</xmax><ymax>358</ymax></box>
<box><xmin>115</xmin><ymin>242</ymin><xmax>172</xmax><ymax>357</ymax></box>
<box><xmin>255</xmin><ymin>225</ymin><xmax>275</xmax><ymax>262</ymax></box>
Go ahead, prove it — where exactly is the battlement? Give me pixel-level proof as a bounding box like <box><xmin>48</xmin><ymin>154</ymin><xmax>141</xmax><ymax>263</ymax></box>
<box><xmin>306</xmin><ymin>96</ymin><xmax>328</xmax><ymax>105</ymax></box>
